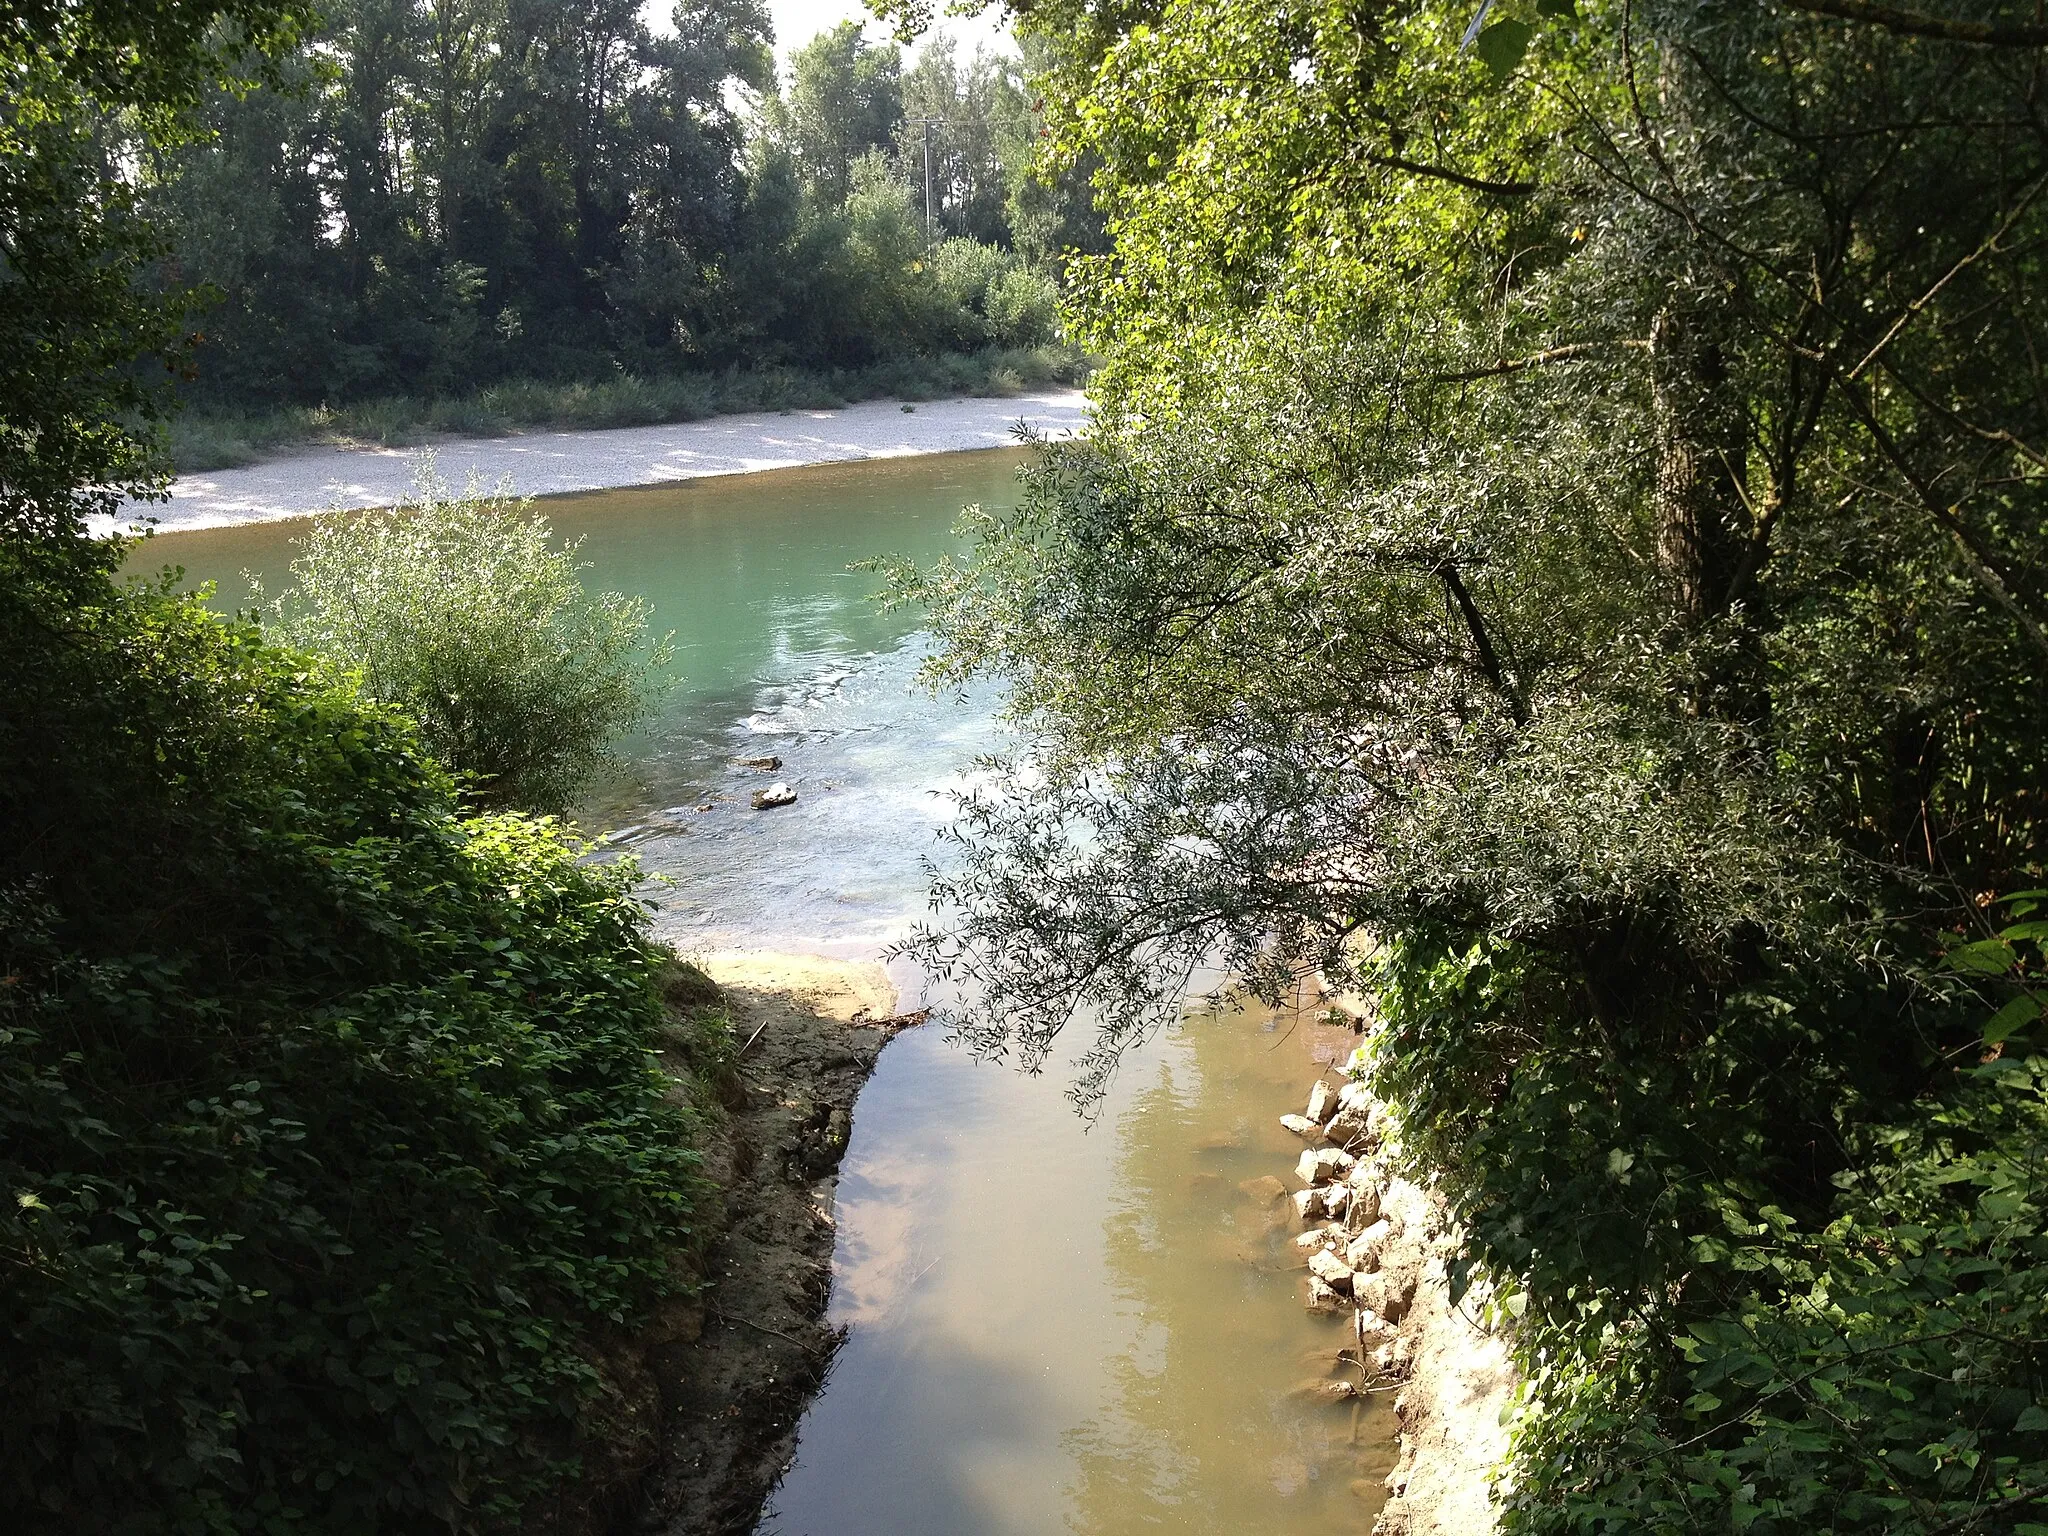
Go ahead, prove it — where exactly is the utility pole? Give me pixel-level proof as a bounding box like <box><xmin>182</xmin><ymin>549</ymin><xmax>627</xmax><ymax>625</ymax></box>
<box><xmin>915</xmin><ymin>116</ymin><xmax>942</xmax><ymax>247</ymax></box>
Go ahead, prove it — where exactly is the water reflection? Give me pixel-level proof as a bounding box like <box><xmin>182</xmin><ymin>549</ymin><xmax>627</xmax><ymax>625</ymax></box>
<box><xmin>762</xmin><ymin>1000</ymin><xmax>1394</xmax><ymax>1536</ymax></box>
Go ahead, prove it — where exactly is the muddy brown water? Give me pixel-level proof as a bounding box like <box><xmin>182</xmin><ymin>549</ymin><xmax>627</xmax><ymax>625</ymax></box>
<box><xmin>152</xmin><ymin>448</ymin><xmax>1397</xmax><ymax>1533</ymax></box>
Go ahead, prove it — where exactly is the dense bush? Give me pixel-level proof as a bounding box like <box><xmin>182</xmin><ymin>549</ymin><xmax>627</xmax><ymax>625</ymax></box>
<box><xmin>269</xmin><ymin>471</ymin><xmax>669</xmax><ymax>814</ymax></box>
<box><xmin>0</xmin><ymin>570</ymin><xmax>703</xmax><ymax>1531</ymax></box>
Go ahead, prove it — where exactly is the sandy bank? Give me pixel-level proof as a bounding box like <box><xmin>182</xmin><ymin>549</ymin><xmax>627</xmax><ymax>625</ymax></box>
<box><xmin>113</xmin><ymin>389</ymin><xmax>1089</xmax><ymax>536</ymax></box>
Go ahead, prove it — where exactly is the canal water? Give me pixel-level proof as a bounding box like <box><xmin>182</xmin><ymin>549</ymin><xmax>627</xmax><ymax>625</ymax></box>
<box><xmin>152</xmin><ymin>449</ymin><xmax>1396</xmax><ymax>1534</ymax></box>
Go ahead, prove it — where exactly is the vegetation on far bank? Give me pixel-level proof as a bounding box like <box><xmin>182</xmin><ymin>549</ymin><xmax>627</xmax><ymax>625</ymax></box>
<box><xmin>144</xmin><ymin>5</ymin><xmax>1102</xmax><ymax>463</ymax></box>
<box><xmin>166</xmin><ymin>344</ymin><xmax>1091</xmax><ymax>472</ymax></box>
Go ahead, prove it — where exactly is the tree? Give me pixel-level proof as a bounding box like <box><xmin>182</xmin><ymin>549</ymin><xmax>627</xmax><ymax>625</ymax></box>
<box><xmin>897</xmin><ymin>35</ymin><xmax>1031</xmax><ymax>244</ymax></box>
<box><xmin>881</xmin><ymin>1</ymin><xmax>2048</xmax><ymax>1528</ymax></box>
<box><xmin>0</xmin><ymin>0</ymin><xmax>310</xmax><ymax>580</ymax></box>
<box><xmin>775</xmin><ymin>20</ymin><xmax>904</xmax><ymax>207</ymax></box>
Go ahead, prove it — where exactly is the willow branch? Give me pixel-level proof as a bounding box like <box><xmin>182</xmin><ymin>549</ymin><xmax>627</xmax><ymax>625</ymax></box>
<box><xmin>1426</xmin><ymin>339</ymin><xmax>1651</xmax><ymax>383</ymax></box>
<box><xmin>1780</xmin><ymin>1</ymin><xmax>2048</xmax><ymax>48</ymax></box>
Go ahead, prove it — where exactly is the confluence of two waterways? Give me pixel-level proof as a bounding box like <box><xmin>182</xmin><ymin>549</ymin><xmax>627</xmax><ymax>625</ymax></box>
<box><xmin>154</xmin><ymin>449</ymin><xmax>1398</xmax><ymax>1534</ymax></box>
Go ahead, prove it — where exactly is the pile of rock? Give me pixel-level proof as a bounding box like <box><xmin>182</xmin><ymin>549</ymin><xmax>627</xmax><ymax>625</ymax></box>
<box><xmin>1277</xmin><ymin>1063</ymin><xmax>1515</xmax><ymax>1534</ymax></box>
<box><xmin>1282</xmin><ymin>1078</ymin><xmax>1416</xmax><ymax>1325</ymax></box>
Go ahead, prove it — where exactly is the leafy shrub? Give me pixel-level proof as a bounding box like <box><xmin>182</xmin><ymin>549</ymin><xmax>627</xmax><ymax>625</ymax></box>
<box><xmin>984</xmin><ymin>266</ymin><xmax>1058</xmax><ymax>349</ymax></box>
<box><xmin>269</xmin><ymin>468</ymin><xmax>671</xmax><ymax>813</ymax></box>
<box><xmin>1362</xmin><ymin>922</ymin><xmax>2048</xmax><ymax>1536</ymax></box>
<box><xmin>0</xmin><ymin>572</ymin><xmax>703</xmax><ymax>1531</ymax></box>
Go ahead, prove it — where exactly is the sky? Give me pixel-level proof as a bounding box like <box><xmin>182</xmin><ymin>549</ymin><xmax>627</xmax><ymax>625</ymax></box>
<box><xmin>643</xmin><ymin>1</ymin><xmax>1015</xmax><ymax>70</ymax></box>
<box><xmin>762</xmin><ymin>0</ymin><xmax>1013</xmax><ymax>64</ymax></box>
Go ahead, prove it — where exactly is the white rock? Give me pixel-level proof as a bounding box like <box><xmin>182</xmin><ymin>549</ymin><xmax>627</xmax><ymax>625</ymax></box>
<box><xmin>1336</xmin><ymin>1081</ymin><xmax>1374</xmax><ymax>1115</ymax></box>
<box><xmin>1279</xmin><ymin>1113</ymin><xmax>1322</xmax><ymax>1139</ymax></box>
<box><xmin>1291</xmin><ymin>1188</ymin><xmax>1320</xmax><ymax>1222</ymax></box>
<box><xmin>750</xmin><ymin>781</ymin><xmax>798</xmax><ymax>809</ymax></box>
<box><xmin>1305</xmin><ymin>1276</ymin><xmax>1346</xmax><ymax>1312</ymax></box>
<box><xmin>1295</xmin><ymin>1149</ymin><xmax>1323</xmax><ymax>1186</ymax></box>
<box><xmin>1312</xmin><ymin>1147</ymin><xmax>1356</xmax><ymax>1181</ymax></box>
<box><xmin>1307</xmin><ymin>1249</ymin><xmax>1355</xmax><ymax>1293</ymax></box>
<box><xmin>1346</xmin><ymin>1219</ymin><xmax>1391</xmax><ymax>1272</ymax></box>
<box><xmin>1325</xmin><ymin>1106</ymin><xmax>1371</xmax><ymax>1145</ymax></box>
<box><xmin>1305</xmin><ymin>1079</ymin><xmax>1333</xmax><ymax>1124</ymax></box>
<box><xmin>1355</xmin><ymin>1269</ymin><xmax>1415</xmax><ymax>1323</ymax></box>
<box><xmin>1318</xmin><ymin>1184</ymin><xmax>1351</xmax><ymax>1220</ymax></box>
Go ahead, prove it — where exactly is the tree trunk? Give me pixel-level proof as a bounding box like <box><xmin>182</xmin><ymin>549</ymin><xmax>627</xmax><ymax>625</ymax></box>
<box><xmin>1651</xmin><ymin>301</ymin><xmax>1748</xmax><ymax>625</ymax></box>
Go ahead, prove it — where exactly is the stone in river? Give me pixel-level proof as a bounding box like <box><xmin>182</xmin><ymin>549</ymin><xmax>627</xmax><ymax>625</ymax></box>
<box><xmin>1355</xmin><ymin>1269</ymin><xmax>1414</xmax><ymax>1323</ymax></box>
<box><xmin>1291</xmin><ymin>1188</ymin><xmax>1320</xmax><ymax>1222</ymax></box>
<box><xmin>1279</xmin><ymin>1113</ymin><xmax>1322</xmax><ymax>1140</ymax></box>
<box><xmin>1307</xmin><ymin>1249</ymin><xmax>1355</xmax><ymax>1293</ymax></box>
<box><xmin>1306</xmin><ymin>1079</ymin><xmax>1334</xmax><ymax>1124</ymax></box>
<box><xmin>1295</xmin><ymin>1149</ymin><xmax>1324</xmax><ymax>1186</ymax></box>
<box><xmin>1346</xmin><ymin>1219</ymin><xmax>1391</xmax><ymax>1272</ymax></box>
<box><xmin>1325</xmin><ymin>1105</ymin><xmax>1371</xmax><ymax>1145</ymax></box>
<box><xmin>738</xmin><ymin>755</ymin><xmax>783</xmax><ymax>770</ymax></box>
<box><xmin>1312</xmin><ymin>1147</ymin><xmax>1356</xmax><ymax>1181</ymax></box>
<box><xmin>1237</xmin><ymin>1175</ymin><xmax>1288</xmax><ymax>1205</ymax></box>
<box><xmin>1318</xmin><ymin>1184</ymin><xmax>1351</xmax><ymax>1220</ymax></box>
<box><xmin>1305</xmin><ymin>1276</ymin><xmax>1346</xmax><ymax>1313</ymax></box>
<box><xmin>751</xmin><ymin>782</ymin><xmax>798</xmax><ymax>809</ymax></box>
<box><xmin>1345</xmin><ymin>1185</ymin><xmax>1382</xmax><ymax>1230</ymax></box>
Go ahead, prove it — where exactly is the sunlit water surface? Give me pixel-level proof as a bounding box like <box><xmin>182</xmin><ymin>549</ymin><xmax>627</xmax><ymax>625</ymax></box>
<box><xmin>156</xmin><ymin>450</ymin><xmax>1394</xmax><ymax>1534</ymax></box>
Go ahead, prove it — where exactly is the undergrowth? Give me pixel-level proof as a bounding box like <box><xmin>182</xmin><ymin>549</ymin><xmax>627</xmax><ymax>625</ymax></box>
<box><xmin>0</xmin><ymin>566</ymin><xmax>720</xmax><ymax>1532</ymax></box>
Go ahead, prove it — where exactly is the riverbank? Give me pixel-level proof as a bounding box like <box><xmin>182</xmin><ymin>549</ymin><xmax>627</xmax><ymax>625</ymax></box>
<box><xmin>592</xmin><ymin>951</ymin><xmax>922</xmax><ymax>1536</ymax></box>
<box><xmin>111</xmin><ymin>389</ymin><xmax>1089</xmax><ymax>536</ymax></box>
<box><xmin>1278</xmin><ymin>997</ymin><xmax>1518</xmax><ymax>1535</ymax></box>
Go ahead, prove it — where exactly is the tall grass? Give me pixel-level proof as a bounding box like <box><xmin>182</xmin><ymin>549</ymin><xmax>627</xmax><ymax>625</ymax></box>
<box><xmin>166</xmin><ymin>347</ymin><xmax>1092</xmax><ymax>473</ymax></box>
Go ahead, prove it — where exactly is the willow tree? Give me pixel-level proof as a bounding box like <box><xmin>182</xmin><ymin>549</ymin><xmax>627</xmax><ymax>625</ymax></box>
<box><xmin>881</xmin><ymin>1</ymin><xmax>2048</xmax><ymax>1528</ymax></box>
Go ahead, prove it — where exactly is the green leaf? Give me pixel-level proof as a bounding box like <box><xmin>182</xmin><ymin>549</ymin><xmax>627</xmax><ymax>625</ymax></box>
<box><xmin>2015</xmin><ymin>1405</ymin><xmax>2048</xmax><ymax>1432</ymax></box>
<box><xmin>1985</xmin><ymin>995</ymin><xmax>2043</xmax><ymax>1046</ymax></box>
<box><xmin>1476</xmin><ymin>19</ymin><xmax>1535</xmax><ymax>79</ymax></box>
<box><xmin>1946</xmin><ymin>938</ymin><xmax>2016</xmax><ymax>975</ymax></box>
<box><xmin>1537</xmin><ymin>0</ymin><xmax>1578</xmax><ymax>15</ymax></box>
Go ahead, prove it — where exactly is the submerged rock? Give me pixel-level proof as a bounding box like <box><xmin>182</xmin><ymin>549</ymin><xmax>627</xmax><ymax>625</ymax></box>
<box><xmin>751</xmin><ymin>782</ymin><xmax>798</xmax><ymax>810</ymax></box>
<box><xmin>739</xmin><ymin>755</ymin><xmax>783</xmax><ymax>770</ymax></box>
<box><xmin>1279</xmin><ymin>1112</ymin><xmax>1322</xmax><ymax>1139</ymax></box>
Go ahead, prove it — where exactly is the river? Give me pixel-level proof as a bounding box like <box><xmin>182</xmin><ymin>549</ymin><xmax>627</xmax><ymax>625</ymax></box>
<box><xmin>153</xmin><ymin>448</ymin><xmax>1396</xmax><ymax>1534</ymax></box>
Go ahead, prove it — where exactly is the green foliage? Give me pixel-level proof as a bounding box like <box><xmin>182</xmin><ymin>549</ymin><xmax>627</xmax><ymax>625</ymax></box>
<box><xmin>130</xmin><ymin>6</ymin><xmax>1089</xmax><ymax>412</ymax></box>
<box><xmin>0</xmin><ymin>0</ymin><xmax>313</xmax><ymax>579</ymax></box>
<box><xmin>886</xmin><ymin>0</ymin><xmax>2048</xmax><ymax>1527</ymax></box>
<box><xmin>0</xmin><ymin>572</ymin><xmax>703</xmax><ymax>1531</ymax></box>
<box><xmin>267</xmin><ymin>469</ymin><xmax>670</xmax><ymax>814</ymax></box>
<box><xmin>777</xmin><ymin>21</ymin><xmax>905</xmax><ymax>207</ymax></box>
